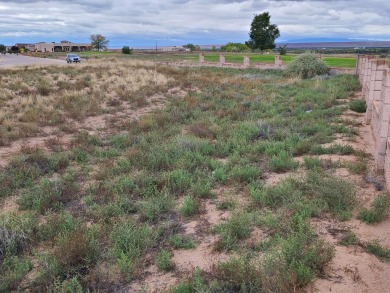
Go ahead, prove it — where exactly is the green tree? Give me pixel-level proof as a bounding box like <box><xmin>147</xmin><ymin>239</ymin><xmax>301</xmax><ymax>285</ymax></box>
<box><xmin>0</xmin><ymin>44</ymin><xmax>5</xmax><ymax>53</ymax></box>
<box><xmin>11</xmin><ymin>46</ymin><xmax>19</xmax><ymax>54</ymax></box>
<box><xmin>183</xmin><ymin>43</ymin><xmax>200</xmax><ymax>51</ymax></box>
<box><xmin>247</xmin><ymin>12</ymin><xmax>280</xmax><ymax>51</ymax></box>
<box><xmin>90</xmin><ymin>34</ymin><xmax>109</xmax><ymax>51</ymax></box>
<box><xmin>220</xmin><ymin>42</ymin><xmax>250</xmax><ymax>53</ymax></box>
<box><xmin>278</xmin><ymin>44</ymin><xmax>288</xmax><ymax>55</ymax></box>
<box><xmin>122</xmin><ymin>46</ymin><xmax>133</xmax><ymax>54</ymax></box>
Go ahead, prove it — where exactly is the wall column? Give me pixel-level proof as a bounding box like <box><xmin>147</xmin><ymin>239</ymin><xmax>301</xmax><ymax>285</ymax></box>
<box><xmin>219</xmin><ymin>55</ymin><xmax>225</xmax><ymax>66</ymax></box>
<box><xmin>275</xmin><ymin>55</ymin><xmax>282</xmax><ymax>67</ymax></box>
<box><xmin>199</xmin><ymin>53</ymin><xmax>204</xmax><ymax>65</ymax></box>
<box><xmin>375</xmin><ymin>69</ymin><xmax>390</xmax><ymax>170</ymax></box>
<box><xmin>243</xmin><ymin>56</ymin><xmax>250</xmax><ymax>68</ymax></box>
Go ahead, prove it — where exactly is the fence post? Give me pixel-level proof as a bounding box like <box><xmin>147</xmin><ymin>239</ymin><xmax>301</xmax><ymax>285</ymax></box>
<box><xmin>199</xmin><ymin>53</ymin><xmax>204</xmax><ymax>65</ymax></box>
<box><xmin>243</xmin><ymin>56</ymin><xmax>250</xmax><ymax>68</ymax></box>
<box><xmin>275</xmin><ymin>55</ymin><xmax>282</xmax><ymax>67</ymax></box>
<box><xmin>376</xmin><ymin>68</ymin><xmax>390</xmax><ymax>170</ymax></box>
<box><xmin>219</xmin><ymin>55</ymin><xmax>225</xmax><ymax>66</ymax></box>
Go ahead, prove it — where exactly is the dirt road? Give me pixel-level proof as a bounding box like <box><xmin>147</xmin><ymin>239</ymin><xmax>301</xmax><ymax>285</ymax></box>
<box><xmin>0</xmin><ymin>53</ymin><xmax>66</xmax><ymax>68</ymax></box>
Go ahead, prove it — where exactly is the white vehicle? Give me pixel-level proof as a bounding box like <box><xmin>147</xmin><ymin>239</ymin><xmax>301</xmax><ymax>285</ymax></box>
<box><xmin>66</xmin><ymin>54</ymin><xmax>81</xmax><ymax>63</ymax></box>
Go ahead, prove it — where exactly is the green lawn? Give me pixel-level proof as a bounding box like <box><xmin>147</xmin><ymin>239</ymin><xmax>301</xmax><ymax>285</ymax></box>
<box><xmin>322</xmin><ymin>57</ymin><xmax>356</xmax><ymax>68</ymax></box>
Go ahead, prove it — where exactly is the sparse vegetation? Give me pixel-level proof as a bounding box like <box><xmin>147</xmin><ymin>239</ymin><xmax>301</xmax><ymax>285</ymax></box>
<box><xmin>0</xmin><ymin>56</ymin><xmax>368</xmax><ymax>291</ymax></box>
<box><xmin>359</xmin><ymin>194</ymin><xmax>390</xmax><ymax>224</ymax></box>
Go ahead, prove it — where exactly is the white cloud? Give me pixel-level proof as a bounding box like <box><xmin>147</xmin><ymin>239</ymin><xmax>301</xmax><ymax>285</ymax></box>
<box><xmin>0</xmin><ymin>0</ymin><xmax>389</xmax><ymax>46</ymax></box>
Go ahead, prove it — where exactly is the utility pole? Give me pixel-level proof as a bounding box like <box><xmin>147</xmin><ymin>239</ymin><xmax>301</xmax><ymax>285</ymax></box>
<box><xmin>155</xmin><ymin>41</ymin><xmax>157</xmax><ymax>52</ymax></box>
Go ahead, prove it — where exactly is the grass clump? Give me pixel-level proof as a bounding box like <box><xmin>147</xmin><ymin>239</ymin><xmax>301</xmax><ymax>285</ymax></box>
<box><xmin>179</xmin><ymin>196</ymin><xmax>201</xmax><ymax>217</ymax></box>
<box><xmin>169</xmin><ymin>235</ymin><xmax>195</xmax><ymax>249</ymax></box>
<box><xmin>358</xmin><ymin>194</ymin><xmax>390</xmax><ymax>224</ymax></box>
<box><xmin>284</xmin><ymin>52</ymin><xmax>329</xmax><ymax>79</ymax></box>
<box><xmin>268</xmin><ymin>150</ymin><xmax>299</xmax><ymax>173</ymax></box>
<box><xmin>365</xmin><ymin>240</ymin><xmax>390</xmax><ymax>261</ymax></box>
<box><xmin>0</xmin><ymin>256</ymin><xmax>32</xmax><ymax>292</ymax></box>
<box><xmin>349</xmin><ymin>99</ymin><xmax>366</xmax><ymax>113</ymax></box>
<box><xmin>214</xmin><ymin>212</ymin><xmax>253</xmax><ymax>250</ymax></box>
<box><xmin>156</xmin><ymin>249</ymin><xmax>174</xmax><ymax>271</ymax></box>
<box><xmin>340</xmin><ymin>231</ymin><xmax>358</xmax><ymax>246</ymax></box>
<box><xmin>110</xmin><ymin>220</ymin><xmax>154</xmax><ymax>280</ymax></box>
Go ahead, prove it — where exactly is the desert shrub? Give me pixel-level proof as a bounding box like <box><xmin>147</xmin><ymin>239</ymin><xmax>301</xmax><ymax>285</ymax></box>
<box><xmin>340</xmin><ymin>231</ymin><xmax>358</xmax><ymax>246</ymax></box>
<box><xmin>170</xmin><ymin>270</ymin><xmax>206</xmax><ymax>293</ymax></box>
<box><xmin>56</xmin><ymin>276</ymin><xmax>83</xmax><ymax>293</ymax></box>
<box><xmin>190</xmin><ymin>179</ymin><xmax>214</xmax><ymax>198</ymax></box>
<box><xmin>0</xmin><ymin>256</ymin><xmax>32</xmax><ymax>292</ymax></box>
<box><xmin>310</xmin><ymin>144</ymin><xmax>354</xmax><ymax>155</ymax></box>
<box><xmin>268</xmin><ymin>150</ymin><xmax>299</xmax><ymax>173</ymax></box>
<box><xmin>156</xmin><ymin>249</ymin><xmax>174</xmax><ymax>271</ymax></box>
<box><xmin>303</xmin><ymin>157</ymin><xmax>322</xmax><ymax>170</ymax></box>
<box><xmin>365</xmin><ymin>240</ymin><xmax>390</xmax><ymax>260</ymax></box>
<box><xmin>216</xmin><ymin>256</ymin><xmax>262</xmax><ymax>291</ymax></box>
<box><xmin>359</xmin><ymin>194</ymin><xmax>390</xmax><ymax>224</ymax></box>
<box><xmin>349</xmin><ymin>99</ymin><xmax>366</xmax><ymax>113</ymax></box>
<box><xmin>284</xmin><ymin>52</ymin><xmax>329</xmax><ymax>79</ymax></box>
<box><xmin>214</xmin><ymin>212</ymin><xmax>253</xmax><ymax>250</ymax></box>
<box><xmin>138</xmin><ymin>190</ymin><xmax>174</xmax><ymax>222</ymax></box>
<box><xmin>261</xmin><ymin>218</ymin><xmax>334</xmax><ymax>291</ymax></box>
<box><xmin>179</xmin><ymin>196</ymin><xmax>201</xmax><ymax>217</ymax></box>
<box><xmin>0</xmin><ymin>212</ymin><xmax>37</xmax><ymax>259</ymax></box>
<box><xmin>18</xmin><ymin>177</ymin><xmax>78</xmax><ymax>214</ymax></box>
<box><xmin>294</xmin><ymin>171</ymin><xmax>355</xmax><ymax>220</ymax></box>
<box><xmin>250</xmin><ymin>180</ymin><xmax>302</xmax><ymax>209</ymax></box>
<box><xmin>229</xmin><ymin>163</ymin><xmax>260</xmax><ymax>183</ymax></box>
<box><xmin>166</xmin><ymin>169</ymin><xmax>192</xmax><ymax>194</ymax></box>
<box><xmin>39</xmin><ymin>211</ymin><xmax>79</xmax><ymax>241</ymax></box>
<box><xmin>110</xmin><ymin>220</ymin><xmax>154</xmax><ymax>279</ymax></box>
<box><xmin>169</xmin><ymin>235</ymin><xmax>195</xmax><ymax>249</ymax></box>
<box><xmin>53</xmin><ymin>227</ymin><xmax>99</xmax><ymax>271</ymax></box>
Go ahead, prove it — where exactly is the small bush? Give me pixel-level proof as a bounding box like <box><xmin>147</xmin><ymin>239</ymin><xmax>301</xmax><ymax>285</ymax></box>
<box><xmin>365</xmin><ymin>240</ymin><xmax>390</xmax><ymax>261</ymax></box>
<box><xmin>217</xmin><ymin>256</ymin><xmax>262</xmax><ymax>290</ymax></box>
<box><xmin>340</xmin><ymin>231</ymin><xmax>358</xmax><ymax>246</ymax></box>
<box><xmin>122</xmin><ymin>46</ymin><xmax>133</xmax><ymax>54</ymax></box>
<box><xmin>268</xmin><ymin>150</ymin><xmax>299</xmax><ymax>173</ymax></box>
<box><xmin>359</xmin><ymin>194</ymin><xmax>390</xmax><ymax>224</ymax></box>
<box><xmin>169</xmin><ymin>235</ymin><xmax>195</xmax><ymax>249</ymax></box>
<box><xmin>156</xmin><ymin>249</ymin><xmax>174</xmax><ymax>271</ymax></box>
<box><xmin>284</xmin><ymin>52</ymin><xmax>329</xmax><ymax>79</ymax></box>
<box><xmin>110</xmin><ymin>220</ymin><xmax>154</xmax><ymax>279</ymax></box>
<box><xmin>138</xmin><ymin>190</ymin><xmax>174</xmax><ymax>223</ymax></box>
<box><xmin>0</xmin><ymin>256</ymin><xmax>32</xmax><ymax>292</ymax></box>
<box><xmin>214</xmin><ymin>212</ymin><xmax>253</xmax><ymax>250</ymax></box>
<box><xmin>179</xmin><ymin>196</ymin><xmax>201</xmax><ymax>217</ymax></box>
<box><xmin>349</xmin><ymin>99</ymin><xmax>366</xmax><ymax>113</ymax></box>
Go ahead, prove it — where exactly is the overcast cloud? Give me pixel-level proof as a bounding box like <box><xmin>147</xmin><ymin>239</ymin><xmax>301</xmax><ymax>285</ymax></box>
<box><xmin>0</xmin><ymin>0</ymin><xmax>389</xmax><ymax>47</ymax></box>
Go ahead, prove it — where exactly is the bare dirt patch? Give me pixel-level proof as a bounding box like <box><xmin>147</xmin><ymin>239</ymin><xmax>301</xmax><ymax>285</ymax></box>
<box><xmin>306</xmin><ymin>108</ymin><xmax>390</xmax><ymax>292</ymax></box>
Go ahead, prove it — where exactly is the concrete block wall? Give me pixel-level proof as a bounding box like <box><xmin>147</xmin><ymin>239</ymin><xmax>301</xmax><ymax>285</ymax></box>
<box><xmin>357</xmin><ymin>55</ymin><xmax>390</xmax><ymax>186</ymax></box>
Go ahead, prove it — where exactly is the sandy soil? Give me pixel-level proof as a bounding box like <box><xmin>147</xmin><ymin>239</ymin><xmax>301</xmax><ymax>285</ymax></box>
<box><xmin>306</xmin><ymin>99</ymin><xmax>390</xmax><ymax>293</ymax></box>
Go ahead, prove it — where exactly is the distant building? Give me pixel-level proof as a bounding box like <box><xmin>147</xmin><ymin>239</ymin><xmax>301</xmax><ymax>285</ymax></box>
<box><xmin>34</xmin><ymin>42</ymin><xmax>92</xmax><ymax>52</ymax></box>
<box><xmin>15</xmin><ymin>43</ymin><xmax>36</xmax><ymax>51</ymax></box>
<box><xmin>159</xmin><ymin>46</ymin><xmax>189</xmax><ymax>52</ymax></box>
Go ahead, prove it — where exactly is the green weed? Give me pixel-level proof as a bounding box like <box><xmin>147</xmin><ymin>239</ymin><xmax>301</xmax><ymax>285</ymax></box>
<box><xmin>359</xmin><ymin>194</ymin><xmax>389</xmax><ymax>224</ymax></box>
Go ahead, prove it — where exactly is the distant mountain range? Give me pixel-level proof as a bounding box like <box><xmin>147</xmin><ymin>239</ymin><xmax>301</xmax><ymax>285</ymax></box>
<box><xmin>276</xmin><ymin>39</ymin><xmax>390</xmax><ymax>49</ymax></box>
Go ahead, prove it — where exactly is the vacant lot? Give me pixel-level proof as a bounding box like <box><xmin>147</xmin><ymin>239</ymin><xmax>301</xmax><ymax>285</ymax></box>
<box><xmin>1</xmin><ymin>58</ymin><xmax>389</xmax><ymax>292</ymax></box>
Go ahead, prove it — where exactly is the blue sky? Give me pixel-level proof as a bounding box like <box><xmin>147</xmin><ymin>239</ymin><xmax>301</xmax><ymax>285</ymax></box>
<box><xmin>1</xmin><ymin>0</ymin><xmax>390</xmax><ymax>47</ymax></box>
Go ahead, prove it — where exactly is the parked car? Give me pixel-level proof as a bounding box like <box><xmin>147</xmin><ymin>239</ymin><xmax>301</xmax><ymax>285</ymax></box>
<box><xmin>66</xmin><ymin>54</ymin><xmax>81</xmax><ymax>63</ymax></box>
